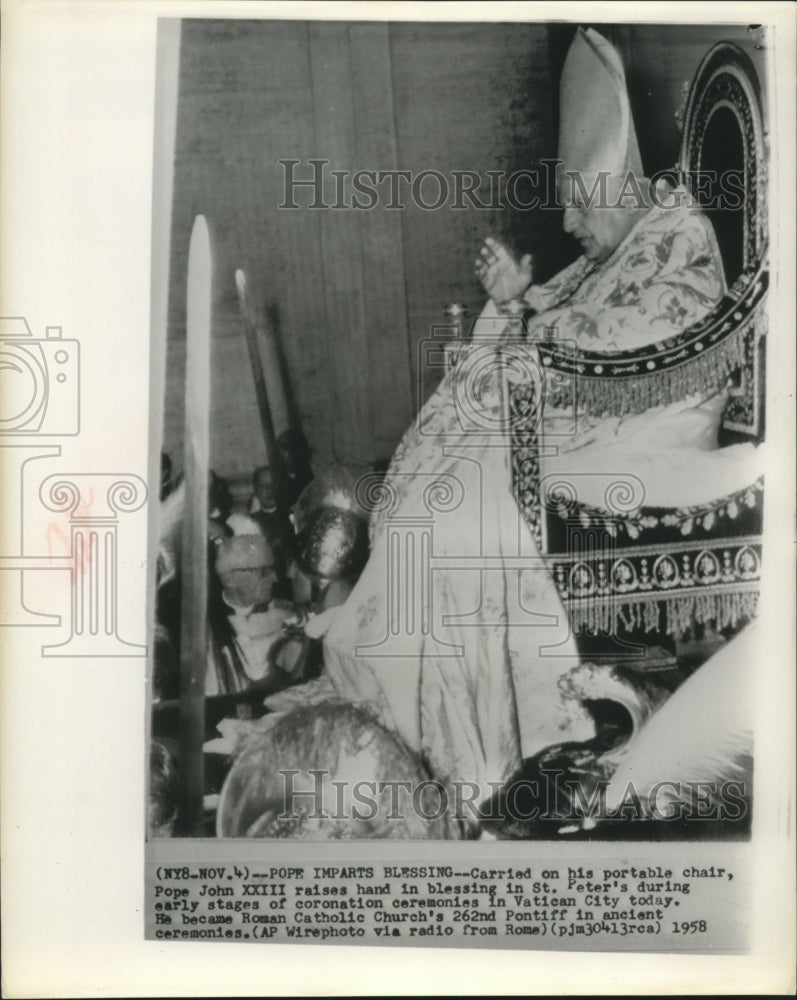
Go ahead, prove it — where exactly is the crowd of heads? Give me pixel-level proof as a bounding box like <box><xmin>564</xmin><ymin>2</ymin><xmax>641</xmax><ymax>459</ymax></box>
<box><xmin>155</xmin><ymin>434</ymin><xmax>372</xmax><ymax>673</ymax></box>
<box><xmin>151</xmin><ymin>434</ymin><xmax>379</xmax><ymax>837</ymax></box>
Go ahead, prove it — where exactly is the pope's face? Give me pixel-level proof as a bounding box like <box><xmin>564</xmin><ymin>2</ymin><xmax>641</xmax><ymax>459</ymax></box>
<box><xmin>560</xmin><ymin>172</ymin><xmax>644</xmax><ymax>262</ymax></box>
<box><xmin>562</xmin><ymin>200</ymin><xmax>634</xmax><ymax>262</ymax></box>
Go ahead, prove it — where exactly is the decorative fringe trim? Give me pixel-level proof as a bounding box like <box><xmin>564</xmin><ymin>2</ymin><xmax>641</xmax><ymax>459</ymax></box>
<box><xmin>567</xmin><ymin>589</ymin><xmax>759</xmax><ymax>638</ymax></box>
<box><xmin>544</xmin><ymin>321</ymin><xmax>749</xmax><ymax>417</ymax></box>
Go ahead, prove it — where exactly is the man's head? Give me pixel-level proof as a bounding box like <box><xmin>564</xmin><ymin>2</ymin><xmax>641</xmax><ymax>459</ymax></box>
<box><xmin>558</xmin><ymin>28</ymin><xmax>648</xmax><ymax>262</ymax></box>
<box><xmin>560</xmin><ymin>171</ymin><xmax>650</xmax><ymax>262</ymax></box>
<box><xmin>252</xmin><ymin>465</ymin><xmax>276</xmax><ymax>511</ymax></box>
<box><xmin>215</xmin><ymin>532</ymin><xmax>277</xmax><ymax>608</ymax></box>
<box><xmin>277</xmin><ymin>429</ymin><xmax>310</xmax><ymax>478</ymax></box>
<box><xmin>217</xmin><ymin>703</ymin><xmax>460</xmax><ymax>839</ymax></box>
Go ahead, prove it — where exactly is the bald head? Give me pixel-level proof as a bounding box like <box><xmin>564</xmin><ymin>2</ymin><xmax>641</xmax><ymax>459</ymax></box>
<box><xmin>215</xmin><ymin>533</ymin><xmax>277</xmax><ymax>608</ymax></box>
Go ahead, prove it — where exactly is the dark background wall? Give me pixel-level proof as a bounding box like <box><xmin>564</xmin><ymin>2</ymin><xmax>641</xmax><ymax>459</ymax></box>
<box><xmin>160</xmin><ymin>19</ymin><xmax>762</xmax><ymax>492</ymax></box>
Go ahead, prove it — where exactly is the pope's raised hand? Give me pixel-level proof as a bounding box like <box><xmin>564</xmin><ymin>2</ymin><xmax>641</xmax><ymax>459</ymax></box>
<box><xmin>474</xmin><ymin>237</ymin><xmax>533</xmax><ymax>304</ymax></box>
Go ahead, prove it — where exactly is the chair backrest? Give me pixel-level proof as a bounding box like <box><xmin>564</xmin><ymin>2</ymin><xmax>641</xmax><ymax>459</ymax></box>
<box><xmin>679</xmin><ymin>42</ymin><xmax>767</xmax><ymax>284</ymax></box>
<box><xmin>495</xmin><ymin>40</ymin><xmax>768</xmax><ymax>642</ymax></box>
<box><xmin>678</xmin><ymin>42</ymin><xmax>767</xmax><ymax>441</ymax></box>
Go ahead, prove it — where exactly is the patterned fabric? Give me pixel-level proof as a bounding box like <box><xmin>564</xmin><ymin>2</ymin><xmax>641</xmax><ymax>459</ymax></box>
<box><xmin>525</xmin><ymin>189</ymin><xmax>726</xmax><ymax>351</ymax></box>
<box><xmin>321</xmin><ymin>198</ymin><xmax>731</xmax><ymax>808</ymax></box>
<box><xmin>529</xmin><ymin>191</ymin><xmax>763</xmax><ymax>510</ymax></box>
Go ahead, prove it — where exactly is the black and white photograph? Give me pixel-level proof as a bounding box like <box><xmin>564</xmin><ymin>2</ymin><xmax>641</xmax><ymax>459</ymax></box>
<box><xmin>150</xmin><ymin>18</ymin><xmax>767</xmax><ymax>843</ymax></box>
<box><xmin>2</xmin><ymin>1</ymin><xmax>795</xmax><ymax>995</ymax></box>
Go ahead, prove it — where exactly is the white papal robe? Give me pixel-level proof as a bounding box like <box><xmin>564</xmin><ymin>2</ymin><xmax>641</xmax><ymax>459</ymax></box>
<box><xmin>287</xmin><ymin>192</ymin><xmax>762</xmax><ymax>807</ymax></box>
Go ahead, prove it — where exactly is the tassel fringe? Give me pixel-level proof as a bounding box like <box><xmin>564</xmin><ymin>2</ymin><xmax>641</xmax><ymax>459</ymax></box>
<box><xmin>567</xmin><ymin>589</ymin><xmax>759</xmax><ymax>638</ymax></box>
<box><xmin>544</xmin><ymin>321</ymin><xmax>750</xmax><ymax>417</ymax></box>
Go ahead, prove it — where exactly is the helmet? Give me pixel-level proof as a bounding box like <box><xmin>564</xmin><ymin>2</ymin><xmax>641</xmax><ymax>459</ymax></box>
<box><xmin>295</xmin><ymin>507</ymin><xmax>368</xmax><ymax>583</ymax></box>
<box><xmin>291</xmin><ymin>465</ymin><xmax>368</xmax><ymax>536</ymax></box>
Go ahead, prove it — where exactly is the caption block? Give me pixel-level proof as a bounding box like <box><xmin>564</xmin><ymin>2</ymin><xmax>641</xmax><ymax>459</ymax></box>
<box><xmin>146</xmin><ymin>857</ymin><xmax>746</xmax><ymax>951</ymax></box>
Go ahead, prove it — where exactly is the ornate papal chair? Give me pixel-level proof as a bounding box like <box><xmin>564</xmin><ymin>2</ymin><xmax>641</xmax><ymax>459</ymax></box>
<box><xmin>450</xmin><ymin>41</ymin><xmax>767</xmax><ymax>681</ymax></box>
<box><xmin>527</xmin><ymin>41</ymin><xmax>765</xmax><ymax>672</ymax></box>
<box><xmin>680</xmin><ymin>41</ymin><xmax>767</xmax><ymax>445</ymax></box>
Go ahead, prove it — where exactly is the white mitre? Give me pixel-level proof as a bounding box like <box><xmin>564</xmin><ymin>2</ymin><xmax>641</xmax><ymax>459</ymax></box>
<box><xmin>559</xmin><ymin>27</ymin><xmax>644</xmax><ymax>180</ymax></box>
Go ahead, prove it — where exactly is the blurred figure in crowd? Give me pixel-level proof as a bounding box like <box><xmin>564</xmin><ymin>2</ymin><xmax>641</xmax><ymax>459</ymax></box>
<box><xmin>208</xmin><ymin>469</ymin><xmax>232</xmax><ymax>528</ymax></box>
<box><xmin>148</xmin><ymin>741</ymin><xmax>179</xmax><ymax>838</ymax></box>
<box><xmin>248</xmin><ymin>465</ymin><xmax>294</xmax><ymax>591</ymax></box>
<box><xmin>276</xmin><ymin>429</ymin><xmax>313</xmax><ymax>510</ymax></box>
<box><xmin>248</xmin><ymin>464</ymin><xmax>277</xmax><ymax>515</ymax></box>
<box><xmin>207</xmin><ymin>519</ymin><xmax>294</xmax><ymax>695</ymax></box>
